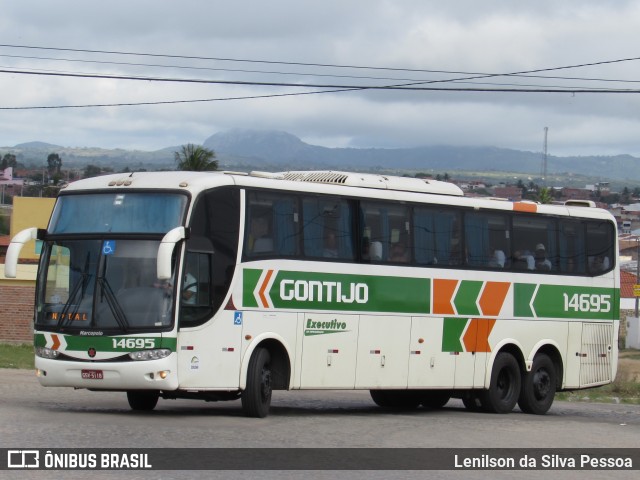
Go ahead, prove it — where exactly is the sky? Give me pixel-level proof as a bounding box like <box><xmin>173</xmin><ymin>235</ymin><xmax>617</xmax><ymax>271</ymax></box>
<box><xmin>2</xmin><ymin>1</ymin><xmax>640</xmax><ymax>157</ymax></box>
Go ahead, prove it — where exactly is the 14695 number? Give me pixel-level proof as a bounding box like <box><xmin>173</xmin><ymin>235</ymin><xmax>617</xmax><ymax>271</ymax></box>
<box><xmin>112</xmin><ymin>338</ymin><xmax>155</xmax><ymax>349</ymax></box>
<box><xmin>563</xmin><ymin>293</ymin><xmax>611</xmax><ymax>313</ymax></box>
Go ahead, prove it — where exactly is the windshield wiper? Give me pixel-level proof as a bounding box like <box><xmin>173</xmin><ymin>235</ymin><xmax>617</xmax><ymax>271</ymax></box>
<box><xmin>96</xmin><ymin>277</ymin><xmax>130</xmax><ymax>332</ymax></box>
<box><xmin>57</xmin><ymin>273</ymin><xmax>91</xmax><ymax>329</ymax></box>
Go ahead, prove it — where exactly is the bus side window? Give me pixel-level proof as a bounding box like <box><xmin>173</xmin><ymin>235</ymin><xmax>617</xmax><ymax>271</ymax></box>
<box><xmin>179</xmin><ymin>248</ymin><xmax>214</xmax><ymax>327</ymax></box>
<box><xmin>414</xmin><ymin>207</ymin><xmax>460</xmax><ymax>266</ymax></box>
<box><xmin>360</xmin><ymin>201</ymin><xmax>410</xmax><ymax>263</ymax></box>
<box><xmin>586</xmin><ymin>220</ymin><xmax>614</xmax><ymax>275</ymax></box>
<box><xmin>245</xmin><ymin>191</ymin><xmax>299</xmax><ymax>258</ymax></box>
<box><xmin>464</xmin><ymin>212</ymin><xmax>509</xmax><ymax>268</ymax></box>
<box><xmin>303</xmin><ymin>197</ymin><xmax>354</xmax><ymax>260</ymax></box>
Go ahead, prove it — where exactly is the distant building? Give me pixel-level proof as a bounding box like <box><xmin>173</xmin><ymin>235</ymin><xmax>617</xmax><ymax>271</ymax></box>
<box><xmin>492</xmin><ymin>186</ymin><xmax>523</xmax><ymax>201</ymax></box>
<box><xmin>9</xmin><ymin>197</ymin><xmax>56</xmax><ymax>261</ymax></box>
<box><xmin>561</xmin><ymin>187</ymin><xmax>592</xmax><ymax>201</ymax></box>
<box><xmin>0</xmin><ymin>167</ymin><xmax>23</xmax><ymax>186</ymax></box>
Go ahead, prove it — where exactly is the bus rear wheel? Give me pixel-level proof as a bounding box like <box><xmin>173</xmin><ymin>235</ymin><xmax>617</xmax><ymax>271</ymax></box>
<box><xmin>370</xmin><ymin>390</ymin><xmax>420</xmax><ymax>409</ymax></box>
<box><xmin>480</xmin><ymin>352</ymin><xmax>521</xmax><ymax>414</ymax></box>
<box><xmin>518</xmin><ymin>354</ymin><xmax>556</xmax><ymax>415</ymax></box>
<box><xmin>126</xmin><ymin>391</ymin><xmax>159</xmax><ymax>411</ymax></box>
<box><xmin>242</xmin><ymin>347</ymin><xmax>272</xmax><ymax>418</ymax></box>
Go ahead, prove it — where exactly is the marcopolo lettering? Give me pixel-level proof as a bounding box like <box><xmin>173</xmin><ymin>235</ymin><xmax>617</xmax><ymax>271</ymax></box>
<box><xmin>280</xmin><ymin>279</ymin><xmax>368</xmax><ymax>304</ymax></box>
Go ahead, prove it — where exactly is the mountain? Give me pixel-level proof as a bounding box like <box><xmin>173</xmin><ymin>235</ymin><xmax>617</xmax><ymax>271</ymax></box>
<box><xmin>13</xmin><ymin>141</ymin><xmax>63</xmax><ymax>149</ymax></box>
<box><xmin>5</xmin><ymin>129</ymin><xmax>640</xmax><ymax>186</ymax></box>
<box><xmin>205</xmin><ymin>129</ymin><xmax>640</xmax><ymax>181</ymax></box>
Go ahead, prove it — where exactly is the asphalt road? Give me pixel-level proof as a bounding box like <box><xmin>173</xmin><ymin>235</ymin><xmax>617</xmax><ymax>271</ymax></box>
<box><xmin>1</xmin><ymin>368</ymin><xmax>639</xmax><ymax>480</ymax></box>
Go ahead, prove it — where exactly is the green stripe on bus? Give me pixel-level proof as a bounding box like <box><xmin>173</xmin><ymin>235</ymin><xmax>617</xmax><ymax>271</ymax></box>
<box><xmin>271</xmin><ymin>270</ymin><xmax>431</xmax><ymax>313</ymax></box>
<box><xmin>454</xmin><ymin>281</ymin><xmax>483</xmax><ymax>316</ymax></box>
<box><xmin>514</xmin><ymin>284</ymin><xmax>617</xmax><ymax>320</ymax></box>
<box><xmin>514</xmin><ymin>283</ymin><xmax>537</xmax><ymax>317</ymax></box>
<box><xmin>532</xmin><ymin>285</ymin><xmax>616</xmax><ymax>320</ymax></box>
<box><xmin>242</xmin><ymin>268</ymin><xmax>262</xmax><ymax>308</ymax></box>
<box><xmin>243</xmin><ymin>268</ymin><xmax>431</xmax><ymax>313</ymax></box>
<box><xmin>34</xmin><ymin>333</ymin><xmax>177</xmax><ymax>352</ymax></box>
<box><xmin>442</xmin><ymin>317</ymin><xmax>468</xmax><ymax>352</ymax></box>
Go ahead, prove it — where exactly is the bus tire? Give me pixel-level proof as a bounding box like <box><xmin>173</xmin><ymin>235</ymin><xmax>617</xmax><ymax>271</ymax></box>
<box><xmin>518</xmin><ymin>354</ymin><xmax>556</xmax><ymax>415</ymax></box>
<box><xmin>480</xmin><ymin>352</ymin><xmax>521</xmax><ymax>414</ymax></box>
<box><xmin>419</xmin><ymin>391</ymin><xmax>451</xmax><ymax>409</ymax></box>
<box><xmin>370</xmin><ymin>390</ymin><xmax>420</xmax><ymax>409</ymax></box>
<box><xmin>126</xmin><ymin>391</ymin><xmax>159</xmax><ymax>411</ymax></box>
<box><xmin>242</xmin><ymin>347</ymin><xmax>272</xmax><ymax>418</ymax></box>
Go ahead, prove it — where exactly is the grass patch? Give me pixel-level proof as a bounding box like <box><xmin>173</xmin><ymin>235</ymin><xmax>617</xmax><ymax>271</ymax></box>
<box><xmin>0</xmin><ymin>343</ymin><xmax>34</xmax><ymax>369</ymax></box>
<box><xmin>557</xmin><ymin>380</ymin><xmax>640</xmax><ymax>405</ymax></box>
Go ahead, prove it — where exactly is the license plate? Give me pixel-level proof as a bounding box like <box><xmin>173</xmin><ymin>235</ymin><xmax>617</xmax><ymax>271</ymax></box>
<box><xmin>81</xmin><ymin>369</ymin><xmax>104</xmax><ymax>380</ymax></box>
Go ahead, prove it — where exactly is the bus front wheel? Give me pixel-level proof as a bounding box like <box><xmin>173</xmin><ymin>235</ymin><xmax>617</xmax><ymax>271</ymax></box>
<box><xmin>518</xmin><ymin>354</ymin><xmax>556</xmax><ymax>415</ymax></box>
<box><xmin>242</xmin><ymin>347</ymin><xmax>273</xmax><ymax>418</ymax></box>
<box><xmin>480</xmin><ymin>352</ymin><xmax>521</xmax><ymax>414</ymax></box>
<box><xmin>126</xmin><ymin>391</ymin><xmax>159</xmax><ymax>411</ymax></box>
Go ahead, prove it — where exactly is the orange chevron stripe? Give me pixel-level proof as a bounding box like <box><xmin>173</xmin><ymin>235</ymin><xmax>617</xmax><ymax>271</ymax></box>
<box><xmin>476</xmin><ymin>319</ymin><xmax>496</xmax><ymax>352</ymax></box>
<box><xmin>479</xmin><ymin>282</ymin><xmax>510</xmax><ymax>316</ymax></box>
<box><xmin>433</xmin><ymin>279</ymin><xmax>458</xmax><ymax>315</ymax></box>
<box><xmin>258</xmin><ymin>269</ymin><xmax>274</xmax><ymax>308</ymax></box>
<box><xmin>462</xmin><ymin>319</ymin><xmax>478</xmax><ymax>352</ymax></box>
<box><xmin>51</xmin><ymin>334</ymin><xmax>61</xmax><ymax>350</ymax></box>
<box><xmin>462</xmin><ymin>318</ymin><xmax>496</xmax><ymax>353</ymax></box>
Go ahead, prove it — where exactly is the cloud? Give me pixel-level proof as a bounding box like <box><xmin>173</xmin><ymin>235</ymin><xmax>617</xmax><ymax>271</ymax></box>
<box><xmin>1</xmin><ymin>0</ymin><xmax>640</xmax><ymax>159</ymax></box>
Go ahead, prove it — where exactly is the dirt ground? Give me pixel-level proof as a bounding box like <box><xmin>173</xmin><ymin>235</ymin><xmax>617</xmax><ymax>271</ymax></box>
<box><xmin>617</xmin><ymin>349</ymin><xmax>640</xmax><ymax>382</ymax></box>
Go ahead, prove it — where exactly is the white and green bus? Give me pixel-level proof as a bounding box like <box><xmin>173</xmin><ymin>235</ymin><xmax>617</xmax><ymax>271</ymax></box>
<box><xmin>5</xmin><ymin>170</ymin><xmax>619</xmax><ymax>417</ymax></box>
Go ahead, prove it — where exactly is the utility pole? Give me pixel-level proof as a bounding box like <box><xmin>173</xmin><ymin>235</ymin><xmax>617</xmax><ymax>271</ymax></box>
<box><xmin>541</xmin><ymin>127</ymin><xmax>548</xmax><ymax>187</ymax></box>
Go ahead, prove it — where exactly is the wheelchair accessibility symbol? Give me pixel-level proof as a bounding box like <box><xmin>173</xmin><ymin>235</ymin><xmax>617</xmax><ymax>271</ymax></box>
<box><xmin>102</xmin><ymin>240</ymin><xmax>116</xmax><ymax>255</ymax></box>
<box><xmin>234</xmin><ymin>311</ymin><xmax>243</xmax><ymax>325</ymax></box>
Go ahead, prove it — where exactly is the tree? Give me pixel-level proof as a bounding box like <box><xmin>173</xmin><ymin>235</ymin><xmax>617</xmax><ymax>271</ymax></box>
<box><xmin>2</xmin><ymin>153</ymin><xmax>17</xmax><ymax>170</ymax></box>
<box><xmin>83</xmin><ymin>164</ymin><xmax>102</xmax><ymax>178</ymax></box>
<box><xmin>47</xmin><ymin>153</ymin><xmax>62</xmax><ymax>175</ymax></box>
<box><xmin>175</xmin><ymin>144</ymin><xmax>218</xmax><ymax>171</ymax></box>
<box><xmin>537</xmin><ymin>187</ymin><xmax>553</xmax><ymax>204</ymax></box>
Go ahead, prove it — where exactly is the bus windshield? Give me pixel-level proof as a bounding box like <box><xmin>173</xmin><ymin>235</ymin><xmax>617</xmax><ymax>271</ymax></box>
<box><xmin>36</xmin><ymin>239</ymin><xmax>176</xmax><ymax>332</ymax></box>
<box><xmin>49</xmin><ymin>192</ymin><xmax>187</xmax><ymax>234</ymax></box>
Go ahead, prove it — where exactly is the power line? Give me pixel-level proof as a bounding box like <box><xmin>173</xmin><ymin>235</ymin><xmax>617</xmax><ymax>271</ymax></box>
<box><xmin>2</xmin><ymin>43</ymin><xmax>640</xmax><ymax>110</ymax></box>
<box><xmin>2</xmin><ymin>67</ymin><xmax>639</xmax><ymax>92</ymax></box>
<box><xmin>2</xmin><ymin>52</ymin><xmax>640</xmax><ymax>86</ymax></box>
<box><xmin>2</xmin><ymin>43</ymin><xmax>639</xmax><ymax>77</ymax></box>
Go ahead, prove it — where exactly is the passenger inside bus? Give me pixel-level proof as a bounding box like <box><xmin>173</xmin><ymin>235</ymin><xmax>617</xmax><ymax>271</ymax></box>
<box><xmin>513</xmin><ymin>249</ymin><xmax>535</xmax><ymax>270</ymax></box>
<box><xmin>323</xmin><ymin>231</ymin><xmax>339</xmax><ymax>258</ymax></box>
<box><xmin>389</xmin><ymin>241</ymin><xmax>410</xmax><ymax>263</ymax></box>
<box><xmin>534</xmin><ymin>243</ymin><xmax>552</xmax><ymax>271</ymax></box>
<box><xmin>488</xmin><ymin>249</ymin><xmax>506</xmax><ymax>268</ymax></box>
<box><xmin>248</xmin><ymin>216</ymin><xmax>273</xmax><ymax>253</ymax></box>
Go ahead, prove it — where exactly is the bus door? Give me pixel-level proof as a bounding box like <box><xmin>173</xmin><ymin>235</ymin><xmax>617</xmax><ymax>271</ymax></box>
<box><xmin>408</xmin><ymin>317</ymin><xmax>456</xmax><ymax>388</ymax></box>
<box><xmin>299</xmin><ymin>313</ymin><xmax>359</xmax><ymax>388</ymax></box>
<box><xmin>355</xmin><ymin>315</ymin><xmax>411</xmax><ymax>388</ymax></box>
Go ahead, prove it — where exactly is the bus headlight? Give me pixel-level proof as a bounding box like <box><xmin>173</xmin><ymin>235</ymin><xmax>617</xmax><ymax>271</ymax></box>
<box><xmin>128</xmin><ymin>349</ymin><xmax>172</xmax><ymax>361</ymax></box>
<box><xmin>35</xmin><ymin>347</ymin><xmax>60</xmax><ymax>359</ymax></box>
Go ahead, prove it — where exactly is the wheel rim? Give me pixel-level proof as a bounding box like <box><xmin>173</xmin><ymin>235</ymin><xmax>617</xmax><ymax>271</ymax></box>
<box><xmin>260</xmin><ymin>365</ymin><xmax>272</xmax><ymax>402</ymax></box>
<box><xmin>532</xmin><ymin>368</ymin><xmax>551</xmax><ymax>401</ymax></box>
<box><xmin>497</xmin><ymin>368</ymin><xmax>516</xmax><ymax>400</ymax></box>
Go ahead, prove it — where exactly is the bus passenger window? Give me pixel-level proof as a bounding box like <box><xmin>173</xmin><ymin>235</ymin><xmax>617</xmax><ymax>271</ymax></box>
<box><xmin>302</xmin><ymin>196</ymin><xmax>354</xmax><ymax>261</ymax></box>
<box><xmin>360</xmin><ymin>201</ymin><xmax>410</xmax><ymax>263</ymax></box>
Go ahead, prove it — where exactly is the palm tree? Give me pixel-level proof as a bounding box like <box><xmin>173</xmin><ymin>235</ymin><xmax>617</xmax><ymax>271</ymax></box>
<box><xmin>174</xmin><ymin>144</ymin><xmax>218</xmax><ymax>171</ymax></box>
